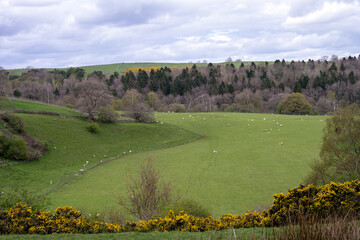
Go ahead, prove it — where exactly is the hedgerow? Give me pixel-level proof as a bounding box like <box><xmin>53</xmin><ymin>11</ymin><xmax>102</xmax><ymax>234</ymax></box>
<box><xmin>1</xmin><ymin>180</ymin><xmax>360</xmax><ymax>234</ymax></box>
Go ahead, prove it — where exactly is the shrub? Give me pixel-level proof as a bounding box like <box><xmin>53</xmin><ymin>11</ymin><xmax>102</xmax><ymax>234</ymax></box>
<box><xmin>277</xmin><ymin>93</ymin><xmax>312</xmax><ymax>115</ymax></box>
<box><xmin>0</xmin><ymin>112</ymin><xmax>26</xmax><ymax>134</ymax></box>
<box><xmin>124</xmin><ymin>103</ymin><xmax>155</xmax><ymax>123</ymax></box>
<box><xmin>169</xmin><ymin>103</ymin><xmax>186</xmax><ymax>113</ymax></box>
<box><xmin>65</xmin><ymin>103</ymin><xmax>74</xmax><ymax>109</ymax></box>
<box><xmin>0</xmin><ymin>135</ymin><xmax>29</xmax><ymax>161</ymax></box>
<box><xmin>97</xmin><ymin>106</ymin><xmax>118</xmax><ymax>123</ymax></box>
<box><xmin>87</xmin><ymin>123</ymin><xmax>100</xmax><ymax>134</ymax></box>
<box><xmin>224</xmin><ymin>104</ymin><xmax>239</xmax><ymax>112</ymax></box>
<box><xmin>0</xmin><ymin>203</ymin><xmax>124</xmax><ymax>234</ymax></box>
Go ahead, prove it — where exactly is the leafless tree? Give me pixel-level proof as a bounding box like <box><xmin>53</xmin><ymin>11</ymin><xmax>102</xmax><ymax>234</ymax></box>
<box><xmin>0</xmin><ymin>68</ymin><xmax>11</xmax><ymax>96</ymax></box>
<box><xmin>75</xmin><ymin>77</ymin><xmax>112</xmax><ymax>119</ymax></box>
<box><xmin>117</xmin><ymin>156</ymin><xmax>172</xmax><ymax>220</ymax></box>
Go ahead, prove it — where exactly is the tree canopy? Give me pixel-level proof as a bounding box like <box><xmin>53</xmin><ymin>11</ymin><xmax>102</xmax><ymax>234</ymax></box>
<box><xmin>306</xmin><ymin>104</ymin><xmax>360</xmax><ymax>184</ymax></box>
<box><xmin>277</xmin><ymin>93</ymin><xmax>312</xmax><ymax>115</ymax></box>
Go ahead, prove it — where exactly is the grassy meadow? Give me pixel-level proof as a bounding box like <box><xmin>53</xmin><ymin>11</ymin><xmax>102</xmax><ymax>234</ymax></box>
<box><xmin>0</xmin><ymin>99</ymin><xmax>326</xmax><ymax>219</ymax></box>
<box><xmin>7</xmin><ymin>61</ymin><xmax>273</xmax><ymax>75</ymax></box>
<box><xmin>48</xmin><ymin>112</ymin><xmax>326</xmax><ymax>217</ymax></box>
<box><xmin>10</xmin><ymin>98</ymin><xmax>82</xmax><ymax>116</ymax></box>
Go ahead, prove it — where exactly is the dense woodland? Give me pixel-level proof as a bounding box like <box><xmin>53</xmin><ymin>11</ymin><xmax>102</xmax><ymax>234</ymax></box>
<box><xmin>1</xmin><ymin>55</ymin><xmax>360</xmax><ymax>115</ymax></box>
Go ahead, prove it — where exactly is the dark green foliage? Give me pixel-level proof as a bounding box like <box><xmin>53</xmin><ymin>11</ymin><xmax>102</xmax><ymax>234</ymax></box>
<box><xmin>278</xmin><ymin>83</ymin><xmax>285</xmax><ymax>91</ymax></box>
<box><xmin>121</xmin><ymin>71</ymin><xmax>136</xmax><ymax>91</ymax></box>
<box><xmin>349</xmin><ymin>71</ymin><xmax>355</xmax><ymax>84</ymax></box>
<box><xmin>86</xmin><ymin>123</ymin><xmax>100</xmax><ymax>134</ymax></box>
<box><xmin>277</xmin><ymin>93</ymin><xmax>312</xmax><ymax>115</ymax></box>
<box><xmin>136</xmin><ymin>69</ymin><xmax>149</xmax><ymax>90</ymax></box>
<box><xmin>328</xmin><ymin>62</ymin><xmax>337</xmax><ymax>72</ymax></box>
<box><xmin>218</xmin><ymin>81</ymin><xmax>227</xmax><ymax>95</ymax></box>
<box><xmin>149</xmin><ymin>69</ymin><xmax>158</xmax><ymax>92</ymax></box>
<box><xmin>0</xmin><ymin>112</ymin><xmax>26</xmax><ymax>134</ymax></box>
<box><xmin>97</xmin><ymin>106</ymin><xmax>118</xmax><ymax>123</ymax></box>
<box><xmin>0</xmin><ymin>135</ymin><xmax>29</xmax><ymax>161</ymax></box>
<box><xmin>53</xmin><ymin>88</ymin><xmax>59</xmax><ymax>96</ymax></box>
<box><xmin>307</xmin><ymin>104</ymin><xmax>360</xmax><ymax>185</ymax></box>
<box><xmin>88</xmin><ymin>71</ymin><xmax>105</xmax><ymax>80</ymax></box>
<box><xmin>66</xmin><ymin>67</ymin><xmax>85</xmax><ymax>80</ymax></box>
<box><xmin>13</xmin><ymin>89</ymin><xmax>21</xmax><ymax>97</ymax></box>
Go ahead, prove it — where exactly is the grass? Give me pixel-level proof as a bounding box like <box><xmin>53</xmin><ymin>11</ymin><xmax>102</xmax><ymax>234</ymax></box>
<box><xmin>0</xmin><ymin>97</ymin><xmax>16</xmax><ymax>111</ymax></box>
<box><xmin>49</xmin><ymin>112</ymin><xmax>326</xmax><ymax>217</ymax></box>
<box><xmin>10</xmin><ymin>98</ymin><xmax>82</xmax><ymax>116</ymax></box>
<box><xmin>0</xmin><ymin>227</ymin><xmax>269</xmax><ymax>239</ymax></box>
<box><xmin>7</xmin><ymin>61</ymin><xmax>274</xmax><ymax>75</ymax></box>
<box><xmin>0</xmin><ymin>99</ymin><xmax>326</xmax><ymax>218</ymax></box>
<box><xmin>0</xmin><ymin>114</ymin><xmax>199</xmax><ymax>199</ymax></box>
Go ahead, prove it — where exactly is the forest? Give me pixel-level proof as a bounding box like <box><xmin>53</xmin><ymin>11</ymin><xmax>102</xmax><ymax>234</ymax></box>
<box><xmin>1</xmin><ymin>55</ymin><xmax>360</xmax><ymax>115</ymax></box>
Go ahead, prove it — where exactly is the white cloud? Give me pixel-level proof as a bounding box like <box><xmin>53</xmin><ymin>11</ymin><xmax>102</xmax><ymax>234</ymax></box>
<box><xmin>0</xmin><ymin>0</ymin><xmax>359</xmax><ymax>69</ymax></box>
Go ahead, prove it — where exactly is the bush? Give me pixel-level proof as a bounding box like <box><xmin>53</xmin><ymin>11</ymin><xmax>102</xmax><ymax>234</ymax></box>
<box><xmin>0</xmin><ymin>135</ymin><xmax>29</xmax><ymax>161</ymax></box>
<box><xmin>97</xmin><ymin>106</ymin><xmax>118</xmax><ymax>123</ymax></box>
<box><xmin>277</xmin><ymin>93</ymin><xmax>312</xmax><ymax>115</ymax></box>
<box><xmin>0</xmin><ymin>112</ymin><xmax>26</xmax><ymax>134</ymax></box>
<box><xmin>86</xmin><ymin>123</ymin><xmax>100</xmax><ymax>134</ymax></box>
<box><xmin>124</xmin><ymin>103</ymin><xmax>154</xmax><ymax>123</ymax></box>
<box><xmin>169</xmin><ymin>104</ymin><xmax>186</xmax><ymax>113</ymax></box>
<box><xmin>0</xmin><ymin>203</ymin><xmax>124</xmax><ymax>234</ymax></box>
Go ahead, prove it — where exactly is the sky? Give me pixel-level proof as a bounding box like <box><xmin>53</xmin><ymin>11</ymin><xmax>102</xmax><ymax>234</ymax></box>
<box><xmin>0</xmin><ymin>0</ymin><xmax>359</xmax><ymax>69</ymax></box>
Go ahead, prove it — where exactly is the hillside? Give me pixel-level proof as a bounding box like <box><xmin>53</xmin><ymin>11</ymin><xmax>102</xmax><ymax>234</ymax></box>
<box><xmin>49</xmin><ymin>112</ymin><xmax>326</xmax><ymax>217</ymax></box>
<box><xmin>0</xmin><ymin>99</ymin><xmax>326</xmax><ymax>219</ymax></box>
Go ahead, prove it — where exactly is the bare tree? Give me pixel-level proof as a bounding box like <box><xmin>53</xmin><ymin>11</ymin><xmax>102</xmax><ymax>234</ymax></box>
<box><xmin>75</xmin><ymin>77</ymin><xmax>111</xmax><ymax>120</ymax></box>
<box><xmin>0</xmin><ymin>68</ymin><xmax>11</xmax><ymax>96</ymax></box>
<box><xmin>118</xmin><ymin>156</ymin><xmax>172</xmax><ymax>220</ymax></box>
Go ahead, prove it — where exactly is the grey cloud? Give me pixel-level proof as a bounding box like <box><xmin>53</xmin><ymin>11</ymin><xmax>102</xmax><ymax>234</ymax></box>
<box><xmin>0</xmin><ymin>0</ymin><xmax>359</xmax><ymax>69</ymax></box>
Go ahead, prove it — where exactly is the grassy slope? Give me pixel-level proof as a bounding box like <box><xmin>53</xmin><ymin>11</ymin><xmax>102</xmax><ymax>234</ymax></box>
<box><xmin>7</xmin><ymin>61</ymin><xmax>272</xmax><ymax>75</ymax></box>
<box><xmin>0</xmin><ymin>113</ymin><xmax>199</xmax><ymax>196</ymax></box>
<box><xmin>0</xmin><ymin>97</ymin><xmax>15</xmax><ymax>111</ymax></box>
<box><xmin>49</xmin><ymin>112</ymin><xmax>326</xmax><ymax>217</ymax></box>
<box><xmin>10</xmin><ymin>98</ymin><xmax>82</xmax><ymax>116</ymax></box>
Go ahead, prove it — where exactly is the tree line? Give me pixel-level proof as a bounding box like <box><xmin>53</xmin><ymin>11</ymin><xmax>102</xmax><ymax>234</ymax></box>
<box><xmin>1</xmin><ymin>55</ymin><xmax>360</xmax><ymax>115</ymax></box>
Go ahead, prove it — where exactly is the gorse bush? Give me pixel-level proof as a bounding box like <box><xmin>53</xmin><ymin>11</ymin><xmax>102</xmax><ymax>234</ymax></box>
<box><xmin>0</xmin><ymin>112</ymin><xmax>26</xmax><ymax>134</ymax></box>
<box><xmin>1</xmin><ymin>180</ymin><xmax>360</xmax><ymax>235</ymax></box>
<box><xmin>0</xmin><ymin>203</ymin><xmax>123</xmax><ymax>234</ymax></box>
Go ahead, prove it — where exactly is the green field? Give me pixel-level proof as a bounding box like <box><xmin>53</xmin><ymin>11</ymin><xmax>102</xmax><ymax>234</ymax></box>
<box><xmin>0</xmin><ymin>113</ymin><xmax>199</xmax><ymax>195</ymax></box>
<box><xmin>7</xmin><ymin>61</ymin><xmax>273</xmax><ymax>75</ymax></box>
<box><xmin>10</xmin><ymin>98</ymin><xmax>82</xmax><ymax>116</ymax></box>
<box><xmin>48</xmin><ymin>112</ymin><xmax>325</xmax><ymax>217</ymax></box>
<box><xmin>0</xmin><ymin>99</ymin><xmax>326</xmax><ymax>219</ymax></box>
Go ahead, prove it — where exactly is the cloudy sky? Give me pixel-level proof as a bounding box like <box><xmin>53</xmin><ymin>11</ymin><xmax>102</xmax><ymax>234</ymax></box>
<box><xmin>1</xmin><ymin>0</ymin><xmax>359</xmax><ymax>69</ymax></box>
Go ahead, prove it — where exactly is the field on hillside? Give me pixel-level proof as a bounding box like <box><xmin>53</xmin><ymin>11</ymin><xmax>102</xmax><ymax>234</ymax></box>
<box><xmin>49</xmin><ymin>112</ymin><xmax>326</xmax><ymax>217</ymax></box>
<box><xmin>0</xmin><ymin>99</ymin><xmax>326</xmax><ymax>218</ymax></box>
<box><xmin>10</xmin><ymin>98</ymin><xmax>82</xmax><ymax>116</ymax></box>
<box><xmin>7</xmin><ymin>61</ymin><xmax>273</xmax><ymax>75</ymax></box>
<box><xmin>0</xmin><ymin>113</ymin><xmax>199</xmax><ymax>195</ymax></box>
